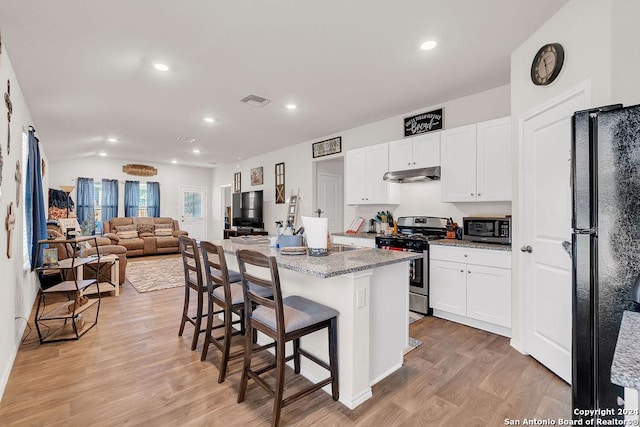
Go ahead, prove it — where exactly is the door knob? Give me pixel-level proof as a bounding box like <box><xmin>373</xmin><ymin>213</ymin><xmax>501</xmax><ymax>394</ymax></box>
<box><xmin>520</xmin><ymin>245</ymin><xmax>533</xmax><ymax>253</ymax></box>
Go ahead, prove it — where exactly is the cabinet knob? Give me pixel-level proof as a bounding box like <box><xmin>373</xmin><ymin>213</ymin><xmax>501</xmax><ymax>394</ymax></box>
<box><xmin>468</xmin><ymin>271</ymin><xmax>471</xmax><ymax>274</ymax></box>
<box><xmin>460</xmin><ymin>270</ymin><xmax>464</xmax><ymax>273</ymax></box>
<box><xmin>464</xmin><ymin>254</ymin><xmax>468</xmax><ymax>257</ymax></box>
<box><xmin>477</xmin><ymin>193</ymin><xmax>481</xmax><ymax>197</ymax></box>
<box><xmin>413</xmin><ymin>162</ymin><xmax>416</xmax><ymax>165</ymax></box>
<box><xmin>470</xmin><ymin>193</ymin><xmax>474</xmax><ymax>196</ymax></box>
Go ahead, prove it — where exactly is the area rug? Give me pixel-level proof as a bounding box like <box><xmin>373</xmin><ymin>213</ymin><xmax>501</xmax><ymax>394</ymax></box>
<box><xmin>126</xmin><ymin>256</ymin><xmax>184</xmax><ymax>293</ymax></box>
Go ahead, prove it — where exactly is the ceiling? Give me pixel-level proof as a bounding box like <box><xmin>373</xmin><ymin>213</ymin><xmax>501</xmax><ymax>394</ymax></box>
<box><xmin>0</xmin><ymin>0</ymin><xmax>568</xmax><ymax>167</ymax></box>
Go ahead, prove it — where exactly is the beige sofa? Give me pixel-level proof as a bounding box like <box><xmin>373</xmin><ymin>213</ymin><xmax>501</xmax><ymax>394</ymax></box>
<box><xmin>103</xmin><ymin>217</ymin><xmax>188</xmax><ymax>257</ymax></box>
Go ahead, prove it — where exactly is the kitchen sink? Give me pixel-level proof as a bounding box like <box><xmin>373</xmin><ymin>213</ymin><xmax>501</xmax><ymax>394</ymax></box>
<box><xmin>331</xmin><ymin>244</ymin><xmax>361</xmax><ymax>253</ymax></box>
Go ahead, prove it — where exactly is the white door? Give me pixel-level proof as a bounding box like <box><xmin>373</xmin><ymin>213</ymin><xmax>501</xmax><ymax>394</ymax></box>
<box><xmin>522</xmin><ymin>88</ymin><xmax>588</xmax><ymax>384</ymax></box>
<box><xmin>316</xmin><ymin>172</ymin><xmax>343</xmax><ymax>234</ymax></box>
<box><xmin>179</xmin><ymin>185</ymin><xmax>207</xmax><ymax>241</ymax></box>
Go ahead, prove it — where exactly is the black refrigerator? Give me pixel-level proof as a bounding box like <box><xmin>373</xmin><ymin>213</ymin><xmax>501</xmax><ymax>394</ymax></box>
<box><xmin>572</xmin><ymin>104</ymin><xmax>640</xmax><ymax>421</ymax></box>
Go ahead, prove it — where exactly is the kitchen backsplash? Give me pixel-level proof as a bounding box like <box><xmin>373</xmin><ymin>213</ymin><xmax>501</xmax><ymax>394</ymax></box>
<box><xmin>345</xmin><ymin>181</ymin><xmax>511</xmax><ymax>229</ymax></box>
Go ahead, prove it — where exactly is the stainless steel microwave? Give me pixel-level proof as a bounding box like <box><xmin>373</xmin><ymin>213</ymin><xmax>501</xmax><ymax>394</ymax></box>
<box><xmin>462</xmin><ymin>216</ymin><xmax>511</xmax><ymax>245</ymax></box>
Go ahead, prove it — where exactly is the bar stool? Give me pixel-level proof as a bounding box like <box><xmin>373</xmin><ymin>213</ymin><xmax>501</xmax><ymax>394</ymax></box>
<box><xmin>177</xmin><ymin>235</ymin><xmax>206</xmax><ymax>350</ymax></box>
<box><xmin>199</xmin><ymin>241</ymin><xmax>273</xmax><ymax>383</ymax></box>
<box><xmin>236</xmin><ymin>249</ymin><xmax>339</xmax><ymax>427</ymax></box>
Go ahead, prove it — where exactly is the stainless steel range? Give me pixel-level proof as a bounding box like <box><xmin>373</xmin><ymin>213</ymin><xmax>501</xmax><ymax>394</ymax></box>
<box><xmin>375</xmin><ymin>216</ymin><xmax>448</xmax><ymax>315</ymax></box>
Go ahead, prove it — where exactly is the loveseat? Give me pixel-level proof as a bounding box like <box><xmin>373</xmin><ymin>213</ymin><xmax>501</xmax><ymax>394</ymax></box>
<box><xmin>103</xmin><ymin>217</ymin><xmax>188</xmax><ymax>257</ymax></box>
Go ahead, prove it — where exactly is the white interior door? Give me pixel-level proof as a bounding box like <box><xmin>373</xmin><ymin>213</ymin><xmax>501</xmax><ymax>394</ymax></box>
<box><xmin>521</xmin><ymin>88</ymin><xmax>587</xmax><ymax>384</ymax></box>
<box><xmin>179</xmin><ymin>185</ymin><xmax>207</xmax><ymax>241</ymax></box>
<box><xmin>316</xmin><ymin>172</ymin><xmax>343</xmax><ymax>233</ymax></box>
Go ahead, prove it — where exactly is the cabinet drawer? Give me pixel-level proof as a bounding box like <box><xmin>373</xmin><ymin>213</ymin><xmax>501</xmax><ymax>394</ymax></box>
<box><xmin>429</xmin><ymin>244</ymin><xmax>511</xmax><ymax>269</ymax></box>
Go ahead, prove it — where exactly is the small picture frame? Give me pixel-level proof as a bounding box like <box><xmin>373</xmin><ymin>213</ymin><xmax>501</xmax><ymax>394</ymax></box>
<box><xmin>250</xmin><ymin>167</ymin><xmax>263</xmax><ymax>186</ymax></box>
<box><xmin>312</xmin><ymin>137</ymin><xmax>342</xmax><ymax>158</ymax></box>
<box><xmin>43</xmin><ymin>247</ymin><xmax>58</xmax><ymax>266</ymax></box>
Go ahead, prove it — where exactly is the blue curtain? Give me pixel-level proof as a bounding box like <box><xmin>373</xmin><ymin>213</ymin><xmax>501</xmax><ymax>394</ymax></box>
<box><xmin>76</xmin><ymin>178</ymin><xmax>95</xmax><ymax>235</ymax></box>
<box><xmin>26</xmin><ymin>130</ymin><xmax>47</xmax><ymax>269</ymax></box>
<box><xmin>101</xmin><ymin>179</ymin><xmax>119</xmax><ymax>221</ymax></box>
<box><xmin>147</xmin><ymin>181</ymin><xmax>160</xmax><ymax>217</ymax></box>
<box><xmin>124</xmin><ymin>180</ymin><xmax>140</xmax><ymax>217</ymax></box>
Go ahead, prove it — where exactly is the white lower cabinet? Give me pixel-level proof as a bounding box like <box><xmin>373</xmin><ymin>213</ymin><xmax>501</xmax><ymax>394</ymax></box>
<box><xmin>430</xmin><ymin>245</ymin><xmax>512</xmax><ymax>336</ymax></box>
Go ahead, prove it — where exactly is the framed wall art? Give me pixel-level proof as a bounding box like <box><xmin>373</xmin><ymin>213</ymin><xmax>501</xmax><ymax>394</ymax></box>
<box><xmin>312</xmin><ymin>137</ymin><xmax>341</xmax><ymax>158</ymax></box>
<box><xmin>250</xmin><ymin>167</ymin><xmax>263</xmax><ymax>186</ymax></box>
<box><xmin>233</xmin><ymin>172</ymin><xmax>241</xmax><ymax>193</ymax></box>
<box><xmin>275</xmin><ymin>162</ymin><xmax>285</xmax><ymax>204</ymax></box>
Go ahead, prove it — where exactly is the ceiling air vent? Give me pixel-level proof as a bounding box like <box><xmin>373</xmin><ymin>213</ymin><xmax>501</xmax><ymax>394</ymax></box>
<box><xmin>240</xmin><ymin>94</ymin><xmax>271</xmax><ymax>107</ymax></box>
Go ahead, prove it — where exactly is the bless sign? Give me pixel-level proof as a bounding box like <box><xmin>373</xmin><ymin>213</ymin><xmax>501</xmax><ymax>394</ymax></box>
<box><xmin>404</xmin><ymin>108</ymin><xmax>443</xmax><ymax>137</ymax></box>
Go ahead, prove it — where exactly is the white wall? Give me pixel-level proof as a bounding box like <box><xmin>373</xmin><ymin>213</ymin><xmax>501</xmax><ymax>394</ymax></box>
<box><xmin>212</xmin><ymin>84</ymin><xmax>512</xmax><ymax>238</ymax></box>
<box><xmin>48</xmin><ymin>158</ymin><xmax>214</xmax><ymax>237</ymax></box>
<box><xmin>0</xmin><ymin>48</ymin><xmax>47</xmax><ymax>401</ymax></box>
<box><xmin>509</xmin><ymin>0</ymin><xmax>633</xmax><ymax>349</ymax></box>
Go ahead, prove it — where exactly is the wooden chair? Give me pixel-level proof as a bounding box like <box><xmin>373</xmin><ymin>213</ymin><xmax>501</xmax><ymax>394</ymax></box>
<box><xmin>177</xmin><ymin>235</ymin><xmax>206</xmax><ymax>350</ymax></box>
<box><xmin>236</xmin><ymin>249</ymin><xmax>339</xmax><ymax>427</ymax></box>
<box><xmin>200</xmin><ymin>241</ymin><xmax>272</xmax><ymax>382</ymax></box>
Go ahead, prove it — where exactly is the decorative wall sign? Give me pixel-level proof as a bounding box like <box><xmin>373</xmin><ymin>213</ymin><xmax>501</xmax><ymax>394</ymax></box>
<box><xmin>4</xmin><ymin>79</ymin><xmax>12</xmax><ymax>155</ymax></box>
<box><xmin>250</xmin><ymin>167</ymin><xmax>263</xmax><ymax>186</ymax></box>
<box><xmin>275</xmin><ymin>162</ymin><xmax>285</xmax><ymax>204</ymax></box>
<box><xmin>5</xmin><ymin>202</ymin><xmax>15</xmax><ymax>258</ymax></box>
<box><xmin>15</xmin><ymin>160</ymin><xmax>21</xmax><ymax>207</ymax></box>
<box><xmin>233</xmin><ymin>172</ymin><xmax>241</xmax><ymax>193</ymax></box>
<box><xmin>404</xmin><ymin>108</ymin><xmax>443</xmax><ymax>137</ymax></box>
<box><xmin>123</xmin><ymin>164</ymin><xmax>157</xmax><ymax>176</ymax></box>
<box><xmin>312</xmin><ymin>137</ymin><xmax>341</xmax><ymax>158</ymax></box>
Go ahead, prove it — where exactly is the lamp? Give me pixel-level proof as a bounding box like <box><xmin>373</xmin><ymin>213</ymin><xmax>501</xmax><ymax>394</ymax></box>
<box><xmin>59</xmin><ymin>185</ymin><xmax>75</xmax><ymax>218</ymax></box>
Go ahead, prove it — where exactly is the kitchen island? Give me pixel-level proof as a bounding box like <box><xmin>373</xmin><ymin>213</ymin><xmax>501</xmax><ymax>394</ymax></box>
<box><xmin>217</xmin><ymin>240</ymin><xmax>421</xmax><ymax>409</ymax></box>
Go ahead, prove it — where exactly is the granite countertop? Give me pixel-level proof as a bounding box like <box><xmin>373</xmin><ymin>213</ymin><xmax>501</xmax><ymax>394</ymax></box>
<box><xmin>611</xmin><ymin>311</ymin><xmax>640</xmax><ymax>389</ymax></box>
<box><xmin>331</xmin><ymin>232</ymin><xmax>381</xmax><ymax>239</ymax></box>
<box><xmin>429</xmin><ymin>239</ymin><xmax>512</xmax><ymax>251</ymax></box>
<box><xmin>217</xmin><ymin>240</ymin><xmax>421</xmax><ymax>279</ymax></box>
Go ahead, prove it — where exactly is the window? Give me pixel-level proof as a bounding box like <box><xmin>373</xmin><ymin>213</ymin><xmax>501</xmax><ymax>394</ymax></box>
<box><xmin>22</xmin><ymin>131</ymin><xmax>29</xmax><ymax>270</ymax></box>
<box><xmin>138</xmin><ymin>182</ymin><xmax>148</xmax><ymax>217</ymax></box>
<box><xmin>93</xmin><ymin>181</ymin><xmax>103</xmax><ymax>234</ymax></box>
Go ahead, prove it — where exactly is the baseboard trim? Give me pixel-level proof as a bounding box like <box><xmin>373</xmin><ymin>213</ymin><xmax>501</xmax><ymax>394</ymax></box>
<box><xmin>370</xmin><ymin>361</ymin><xmax>403</xmax><ymax>387</ymax></box>
<box><xmin>510</xmin><ymin>339</ymin><xmax>527</xmax><ymax>355</ymax></box>
<box><xmin>432</xmin><ymin>310</ymin><xmax>511</xmax><ymax>338</ymax></box>
<box><xmin>0</xmin><ymin>343</ymin><xmax>18</xmax><ymax>403</ymax></box>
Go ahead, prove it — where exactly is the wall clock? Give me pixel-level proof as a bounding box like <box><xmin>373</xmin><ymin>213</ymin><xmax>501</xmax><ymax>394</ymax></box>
<box><xmin>531</xmin><ymin>43</ymin><xmax>565</xmax><ymax>86</ymax></box>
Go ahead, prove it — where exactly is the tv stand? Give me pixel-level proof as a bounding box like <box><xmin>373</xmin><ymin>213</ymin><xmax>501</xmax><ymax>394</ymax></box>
<box><xmin>224</xmin><ymin>229</ymin><xmax>268</xmax><ymax>240</ymax></box>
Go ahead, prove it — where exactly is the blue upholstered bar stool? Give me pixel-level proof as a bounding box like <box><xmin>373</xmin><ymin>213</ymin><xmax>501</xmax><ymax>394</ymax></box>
<box><xmin>199</xmin><ymin>241</ymin><xmax>273</xmax><ymax>383</ymax></box>
<box><xmin>177</xmin><ymin>235</ymin><xmax>207</xmax><ymax>350</ymax></box>
<box><xmin>235</xmin><ymin>249</ymin><xmax>339</xmax><ymax>427</ymax></box>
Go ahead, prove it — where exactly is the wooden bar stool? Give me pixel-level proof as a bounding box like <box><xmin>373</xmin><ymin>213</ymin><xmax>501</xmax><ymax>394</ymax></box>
<box><xmin>199</xmin><ymin>241</ymin><xmax>273</xmax><ymax>383</ymax></box>
<box><xmin>177</xmin><ymin>235</ymin><xmax>207</xmax><ymax>350</ymax></box>
<box><xmin>236</xmin><ymin>249</ymin><xmax>339</xmax><ymax>427</ymax></box>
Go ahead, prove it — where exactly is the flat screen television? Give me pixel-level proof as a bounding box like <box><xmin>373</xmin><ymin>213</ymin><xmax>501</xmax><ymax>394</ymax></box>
<box><xmin>232</xmin><ymin>190</ymin><xmax>264</xmax><ymax>229</ymax></box>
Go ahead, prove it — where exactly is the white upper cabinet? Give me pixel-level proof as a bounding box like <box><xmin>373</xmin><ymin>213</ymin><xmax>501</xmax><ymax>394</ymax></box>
<box><xmin>476</xmin><ymin>117</ymin><xmax>512</xmax><ymax>201</ymax></box>
<box><xmin>441</xmin><ymin>124</ymin><xmax>477</xmax><ymax>202</ymax></box>
<box><xmin>441</xmin><ymin>117</ymin><xmax>512</xmax><ymax>202</ymax></box>
<box><xmin>345</xmin><ymin>142</ymin><xmax>391</xmax><ymax>205</ymax></box>
<box><xmin>388</xmin><ymin>132</ymin><xmax>440</xmax><ymax>172</ymax></box>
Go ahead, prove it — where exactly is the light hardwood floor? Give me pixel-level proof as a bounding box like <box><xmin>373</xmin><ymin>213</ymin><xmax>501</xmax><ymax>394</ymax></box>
<box><xmin>1</xmin><ymin>273</ymin><xmax>571</xmax><ymax>426</ymax></box>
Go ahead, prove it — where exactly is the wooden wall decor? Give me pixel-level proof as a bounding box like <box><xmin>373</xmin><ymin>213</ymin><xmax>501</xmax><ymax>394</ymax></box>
<box><xmin>233</xmin><ymin>172</ymin><xmax>241</xmax><ymax>193</ymax></box>
<box><xmin>250</xmin><ymin>167</ymin><xmax>263</xmax><ymax>186</ymax></box>
<box><xmin>5</xmin><ymin>79</ymin><xmax>12</xmax><ymax>155</ymax></box>
<box><xmin>15</xmin><ymin>160</ymin><xmax>21</xmax><ymax>207</ymax></box>
<box><xmin>6</xmin><ymin>202</ymin><xmax>15</xmax><ymax>258</ymax></box>
<box><xmin>41</xmin><ymin>158</ymin><xmax>45</xmax><ymax>176</ymax></box>
<box><xmin>275</xmin><ymin>162</ymin><xmax>285</xmax><ymax>204</ymax></box>
<box><xmin>123</xmin><ymin>164</ymin><xmax>157</xmax><ymax>176</ymax></box>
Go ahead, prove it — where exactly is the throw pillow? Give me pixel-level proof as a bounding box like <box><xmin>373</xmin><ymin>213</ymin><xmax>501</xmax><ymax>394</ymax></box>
<box><xmin>154</xmin><ymin>229</ymin><xmax>173</xmax><ymax>237</ymax></box>
<box><xmin>115</xmin><ymin>224</ymin><xmax>136</xmax><ymax>233</ymax></box>
<box><xmin>155</xmin><ymin>223</ymin><xmax>173</xmax><ymax>231</ymax></box>
<box><xmin>117</xmin><ymin>230</ymin><xmax>139</xmax><ymax>239</ymax></box>
<box><xmin>137</xmin><ymin>223</ymin><xmax>155</xmax><ymax>234</ymax></box>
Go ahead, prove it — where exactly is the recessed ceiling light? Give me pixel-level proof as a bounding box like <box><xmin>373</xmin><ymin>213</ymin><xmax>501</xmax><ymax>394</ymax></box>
<box><xmin>420</xmin><ymin>40</ymin><xmax>437</xmax><ymax>51</ymax></box>
<box><xmin>153</xmin><ymin>63</ymin><xmax>169</xmax><ymax>71</ymax></box>
<box><xmin>171</xmin><ymin>160</ymin><xmax>178</xmax><ymax>164</ymax></box>
<box><xmin>99</xmin><ymin>152</ymin><xmax>107</xmax><ymax>157</ymax></box>
<box><xmin>192</xmin><ymin>149</ymin><xmax>201</xmax><ymax>154</ymax></box>
<box><xmin>177</xmin><ymin>136</ymin><xmax>196</xmax><ymax>143</ymax></box>
<box><xmin>204</xmin><ymin>117</ymin><xmax>215</xmax><ymax>123</ymax></box>
<box><xmin>285</xmin><ymin>104</ymin><xmax>297</xmax><ymax>110</ymax></box>
<box><xmin>107</xmin><ymin>137</ymin><xmax>118</xmax><ymax>143</ymax></box>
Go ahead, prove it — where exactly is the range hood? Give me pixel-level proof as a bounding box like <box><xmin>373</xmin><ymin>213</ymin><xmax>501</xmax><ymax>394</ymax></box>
<box><xmin>383</xmin><ymin>166</ymin><xmax>441</xmax><ymax>183</ymax></box>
